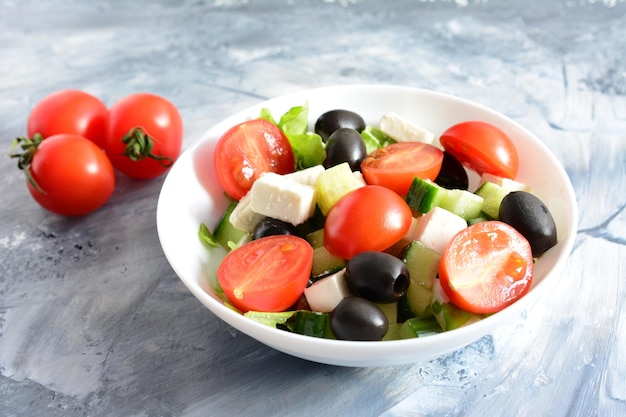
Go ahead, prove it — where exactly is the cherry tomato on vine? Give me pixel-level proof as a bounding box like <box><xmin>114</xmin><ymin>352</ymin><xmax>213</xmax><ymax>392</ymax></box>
<box><xmin>361</xmin><ymin>142</ymin><xmax>443</xmax><ymax>196</ymax></box>
<box><xmin>324</xmin><ymin>185</ymin><xmax>413</xmax><ymax>260</ymax></box>
<box><xmin>105</xmin><ymin>93</ymin><xmax>183</xmax><ymax>179</ymax></box>
<box><xmin>217</xmin><ymin>235</ymin><xmax>313</xmax><ymax>312</ymax></box>
<box><xmin>214</xmin><ymin>119</ymin><xmax>295</xmax><ymax>200</ymax></box>
<box><xmin>439</xmin><ymin>121</ymin><xmax>519</xmax><ymax>179</ymax></box>
<box><xmin>10</xmin><ymin>134</ymin><xmax>115</xmax><ymax>216</ymax></box>
<box><xmin>27</xmin><ymin>89</ymin><xmax>108</xmax><ymax>148</ymax></box>
<box><xmin>439</xmin><ymin>221</ymin><xmax>533</xmax><ymax>314</ymax></box>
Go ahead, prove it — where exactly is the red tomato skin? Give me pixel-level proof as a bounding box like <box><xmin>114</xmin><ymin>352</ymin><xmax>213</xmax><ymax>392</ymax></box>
<box><xmin>439</xmin><ymin>121</ymin><xmax>519</xmax><ymax>179</ymax></box>
<box><xmin>27</xmin><ymin>90</ymin><xmax>108</xmax><ymax>148</ymax></box>
<box><xmin>324</xmin><ymin>185</ymin><xmax>413</xmax><ymax>260</ymax></box>
<box><xmin>439</xmin><ymin>221</ymin><xmax>533</xmax><ymax>314</ymax></box>
<box><xmin>105</xmin><ymin>93</ymin><xmax>183</xmax><ymax>179</ymax></box>
<box><xmin>27</xmin><ymin>134</ymin><xmax>115</xmax><ymax>216</ymax></box>
<box><xmin>217</xmin><ymin>235</ymin><xmax>313</xmax><ymax>312</ymax></box>
<box><xmin>213</xmin><ymin>119</ymin><xmax>295</xmax><ymax>200</ymax></box>
<box><xmin>361</xmin><ymin>142</ymin><xmax>443</xmax><ymax>196</ymax></box>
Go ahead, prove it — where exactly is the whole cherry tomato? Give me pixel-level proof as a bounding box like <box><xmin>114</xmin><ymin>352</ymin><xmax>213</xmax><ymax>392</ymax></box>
<box><xmin>27</xmin><ymin>89</ymin><xmax>108</xmax><ymax>148</ymax></box>
<box><xmin>105</xmin><ymin>93</ymin><xmax>183</xmax><ymax>179</ymax></box>
<box><xmin>10</xmin><ymin>134</ymin><xmax>115</xmax><ymax>216</ymax></box>
<box><xmin>324</xmin><ymin>185</ymin><xmax>413</xmax><ymax>259</ymax></box>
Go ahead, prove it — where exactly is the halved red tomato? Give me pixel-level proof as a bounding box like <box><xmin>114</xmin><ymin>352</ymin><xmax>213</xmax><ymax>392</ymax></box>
<box><xmin>216</xmin><ymin>235</ymin><xmax>313</xmax><ymax>312</ymax></box>
<box><xmin>439</xmin><ymin>221</ymin><xmax>533</xmax><ymax>314</ymax></box>
<box><xmin>214</xmin><ymin>119</ymin><xmax>295</xmax><ymax>200</ymax></box>
<box><xmin>439</xmin><ymin>121</ymin><xmax>519</xmax><ymax>179</ymax></box>
<box><xmin>324</xmin><ymin>185</ymin><xmax>413</xmax><ymax>260</ymax></box>
<box><xmin>361</xmin><ymin>142</ymin><xmax>443</xmax><ymax>196</ymax></box>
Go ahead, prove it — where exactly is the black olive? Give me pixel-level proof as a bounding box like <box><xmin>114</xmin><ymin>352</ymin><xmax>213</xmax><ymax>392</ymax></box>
<box><xmin>252</xmin><ymin>217</ymin><xmax>298</xmax><ymax>240</ymax></box>
<box><xmin>345</xmin><ymin>251</ymin><xmax>410</xmax><ymax>303</ymax></box>
<box><xmin>315</xmin><ymin>109</ymin><xmax>366</xmax><ymax>142</ymax></box>
<box><xmin>499</xmin><ymin>191</ymin><xmax>557</xmax><ymax>257</ymax></box>
<box><xmin>435</xmin><ymin>151</ymin><xmax>469</xmax><ymax>190</ymax></box>
<box><xmin>330</xmin><ymin>297</ymin><xmax>389</xmax><ymax>341</ymax></box>
<box><xmin>323</xmin><ymin>127</ymin><xmax>367</xmax><ymax>171</ymax></box>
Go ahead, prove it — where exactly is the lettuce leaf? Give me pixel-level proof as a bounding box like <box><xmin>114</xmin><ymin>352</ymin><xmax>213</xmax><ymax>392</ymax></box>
<box><xmin>261</xmin><ymin>102</ymin><xmax>326</xmax><ymax>170</ymax></box>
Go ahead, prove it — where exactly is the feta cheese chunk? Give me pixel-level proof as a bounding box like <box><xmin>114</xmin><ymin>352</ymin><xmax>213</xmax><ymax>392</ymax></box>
<box><xmin>304</xmin><ymin>270</ymin><xmax>351</xmax><ymax>313</ymax></box>
<box><xmin>411</xmin><ymin>207</ymin><xmax>467</xmax><ymax>254</ymax></box>
<box><xmin>249</xmin><ymin>172</ymin><xmax>316</xmax><ymax>226</ymax></box>
<box><xmin>379</xmin><ymin>112</ymin><xmax>435</xmax><ymax>145</ymax></box>
<box><xmin>285</xmin><ymin>164</ymin><xmax>325</xmax><ymax>186</ymax></box>
<box><xmin>229</xmin><ymin>192</ymin><xmax>264</xmax><ymax>233</ymax></box>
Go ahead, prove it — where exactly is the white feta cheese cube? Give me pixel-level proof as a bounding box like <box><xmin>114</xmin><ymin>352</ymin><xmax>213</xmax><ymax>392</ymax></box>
<box><xmin>249</xmin><ymin>172</ymin><xmax>316</xmax><ymax>226</ymax></box>
<box><xmin>229</xmin><ymin>192</ymin><xmax>264</xmax><ymax>233</ymax></box>
<box><xmin>379</xmin><ymin>112</ymin><xmax>435</xmax><ymax>145</ymax></box>
<box><xmin>411</xmin><ymin>207</ymin><xmax>467</xmax><ymax>254</ymax></box>
<box><xmin>285</xmin><ymin>164</ymin><xmax>325</xmax><ymax>186</ymax></box>
<box><xmin>304</xmin><ymin>270</ymin><xmax>351</xmax><ymax>313</ymax></box>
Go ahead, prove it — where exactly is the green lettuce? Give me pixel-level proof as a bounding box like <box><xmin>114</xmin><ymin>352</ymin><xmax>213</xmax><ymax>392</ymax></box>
<box><xmin>260</xmin><ymin>102</ymin><xmax>326</xmax><ymax>170</ymax></box>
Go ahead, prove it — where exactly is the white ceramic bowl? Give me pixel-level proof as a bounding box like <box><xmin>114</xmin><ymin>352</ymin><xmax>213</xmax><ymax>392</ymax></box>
<box><xmin>156</xmin><ymin>84</ymin><xmax>578</xmax><ymax>367</ymax></box>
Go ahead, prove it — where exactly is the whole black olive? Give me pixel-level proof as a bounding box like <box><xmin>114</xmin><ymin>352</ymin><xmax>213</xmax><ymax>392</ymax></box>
<box><xmin>315</xmin><ymin>109</ymin><xmax>366</xmax><ymax>142</ymax></box>
<box><xmin>323</xmin><ymin>127</ymin><xmax>367</xmax><ymax>171</ymax></box>
<box><xmin>499</xmin><ymin>191</ymin><xmax>557</xmax><ymax>257</ymax></box>
<box><xmin>345</xmin><ymin>251</ymin><xmax>410</xmax><ymax>303</ymax></box>
<box><xmin>252</xmin><ymin>217</ymin><xmax>298</xmax><ymax>240</ymax></box>
<box><xmin>330</xmin><ymin>297</ymin><xmax>389</xmax><ymax>341</ymax></box>
<box><xmin>435</xmin><ymin>151</ymin><xmax>469</xmax><ymax>190</ymax></box>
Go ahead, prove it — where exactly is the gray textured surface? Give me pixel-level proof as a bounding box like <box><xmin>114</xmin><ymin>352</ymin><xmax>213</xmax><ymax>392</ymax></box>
<box><xmin>1</xmin><ymin>0</ymin><xmax>625</xmax><ymax>416</ymax></box>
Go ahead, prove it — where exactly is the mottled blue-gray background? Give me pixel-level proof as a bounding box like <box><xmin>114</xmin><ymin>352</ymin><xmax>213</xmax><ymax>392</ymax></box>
<box><xmin>1</xmin><ymin>1</ymin><xmax>625</xmax><ymax>416</ymax></box>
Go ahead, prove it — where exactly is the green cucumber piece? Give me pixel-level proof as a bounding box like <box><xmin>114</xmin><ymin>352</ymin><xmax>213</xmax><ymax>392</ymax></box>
<box><xmin>398</xmin><ymin>316</ymin><xmax>442</xmax><ymax>339</ymax></box>
<box><xmin>306</xmin><ymin>229</ymin><xmax>325</xmax><ymax>249</ymax></box>
<box><xmin>400</xmin><ymin>240</ymin><xmax>441</xmax><ymax>319</ymax></box>
<box><xmin>405</xmin><ymin>177</ymin><xmax>445</xmax><ymax>214</ymax></box>
<box><xmin>438</xmin><ymin>189</ymin><xmax>484</xmax><ymax>221</ymax></box>
<box><xmin>291</xmin><ymin>310</ymin><xmax>334</xmax><ymax>338</ymax></box>
<box><xmin>431</xmin><ymin>280</ymin><xmax>485</xmax><ymax>331</ymax></box>
<box><xmin>311</xmin><ymin>246</ymin><xmax>346</xmax><ymax>280</ymax></box>
<box><xmin>243</xmin><ymin>310</ymin><xmax>296</xmax><ymax>327</ymax></box>
<box><xmin>213</xmin><ymin>201</ymin><xmax>249</xmax><ymax>249</ymax></box>
<box><xmin>474</xmin><ymin>181</ymin><xmax>509</xmax><ymax>220</ymax></box>
<box><xmin>315</xmin><ymin>162</ymin><xmax>363</xmax><ymax>215</ymax></box>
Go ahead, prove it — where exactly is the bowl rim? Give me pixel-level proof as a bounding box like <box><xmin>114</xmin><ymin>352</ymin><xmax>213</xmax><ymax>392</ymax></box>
<box><xmin>156</xmin><ymin>83</ymin><xmax>579</xmax><ymax>366</ymax></box>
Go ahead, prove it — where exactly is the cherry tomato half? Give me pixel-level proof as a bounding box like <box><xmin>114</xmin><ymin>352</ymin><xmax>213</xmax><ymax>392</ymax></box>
<box><xmin>324</xmin><ymin>185</ymin><xmax>413</xmax><ymax>260</ymax></box>
<box><xmin>27</xmin><ymin>89</ymin><xmax>108</xmax><ymax>148</ymax></box>
<box><xmin>439</xmin><ymin>121</ymin><xmax>519</xmax><ymax>179</ymax></box>
<box><xmin>214</xmin><ymin>119</ymin><xmax>295</xmax><ymax>200</ymax></box>
<box><xmin>439</xmin><ymin>221</ymin><xmax>533</xmax><ymax>314</ymax></box>
<box><xmin>105</xmin><ymin>93</ymin><xmax>183</xmax><ymax>179</ymax></box>
<box><xmin>217</xmin><ymin>235</ymin><xmax>313</xmax><ymax>312</ymax></box>
<box><xmin>361</xmin><ymin>142</ymin><xmax>443</xmax><ymax>196</ymax></box>
<box><xmin>21</xmin><ymin>134</ymin><xmax>115</xmax><ymax>216</ymax></box>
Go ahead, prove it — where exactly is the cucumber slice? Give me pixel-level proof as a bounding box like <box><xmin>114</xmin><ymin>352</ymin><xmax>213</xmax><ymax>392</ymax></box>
<box><xmin>315</xmin><ymin>162</ymin><xmax>365</xmax><ymax>215</ymax></box>
<box><xmin>431</xmin><ymin>279</ymin><xmax>485</xmax><ymax>331</ymax></box>
<box><xmin>311</xmin><ymin>246</ymin><xmax>346</xmax><ymax>280</ymax></box>
<box><xmin>401</xmin><ymin>240</ymin><xmax>441</xmax><ymax>318</ymax></box>
<box><xmin>405</xmin><ymin>177</ymin><xmax>445</xmax><ymax>214</ymax></box>
<box><xmin>407</xmin><ymin>177</ymin><xmax>483</xmax><ymax>220</ymax></box>
<box><xmin>398</xmin><ymin>316</ymin><xmax>442</xmax><ymax>339</ymax></box>
<box><xmin>291</xmin><ymin>311</ymin><xmax>333</xmax><ymax>338</ymax></box>
<box><xmin>475</xmin><ymin>181</ymin><xmax>509</xmax><ymax>219</ymax></box>
<box><xmin>243</xmin><ymin>310</ymin><xmax>296</xmax><ymax>327</ymax></box>
<box><xmin>305</xmin><ymin>228</ymin><xmax>325</xmax><ymax>249</ymax></box>
<box><xmin>438</xmin><ymin>189</ymin><xmax>484</xmax><ymax>221</ymax></box>
<box><xmin>213</xmin><ymin>201</ymin><xmax>249</xmax><ymax>249</ymax></box>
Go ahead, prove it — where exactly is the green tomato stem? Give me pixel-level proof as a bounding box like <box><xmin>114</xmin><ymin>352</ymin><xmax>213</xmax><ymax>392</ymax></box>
<box><xmin>121</xmin><ymin>127</ymin><xmax>174</xmax><ymax>167</ymax></box>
